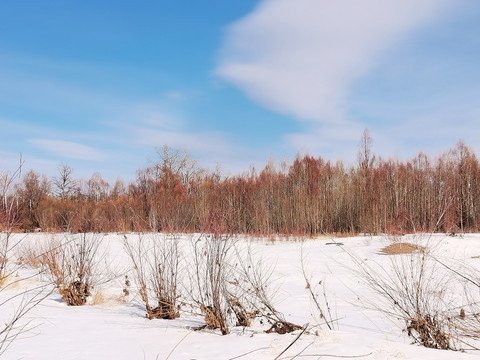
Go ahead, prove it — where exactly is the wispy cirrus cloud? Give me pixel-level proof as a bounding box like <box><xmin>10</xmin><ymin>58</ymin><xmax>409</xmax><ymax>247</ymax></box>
<box><xmin>130</xmin><ymin>124</ymin><xmax>257</xmax><ymax>174</ymax></box>
<box><xmin>0</xmin><ymin>53</ymin><xmax>208</xmax><ymax>178</ymax></box>
<box><xmin>30</xmin><ymin>139</ymin><xmax>106</xmax><ymax>161</ymax></box>
<box><xmin>216</xmin><ymin>0</ymin><xmax>452</xmax><ymax>123</ymax></box>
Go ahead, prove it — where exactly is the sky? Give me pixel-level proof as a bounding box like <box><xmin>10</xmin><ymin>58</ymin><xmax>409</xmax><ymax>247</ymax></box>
<box><xmin>1</xmin><ymin>0</ymin><xmax>480</xmax><ymax>183</ymax></box>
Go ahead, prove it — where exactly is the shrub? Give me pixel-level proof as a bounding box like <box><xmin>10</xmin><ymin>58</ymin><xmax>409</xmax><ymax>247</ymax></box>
<box><xmin>42</xmin><ymin>233</ymin><xmax>101</xmax><ymax>306</ymax></box>
<box><xmin>190</xmin><ymin>234</ymin><xmax>233</xmax><ymax>334</ymax></box>
<box><xmin>348</xmin><ymin>235</ymin><xmax>457</xmax><ymax>350</ymax></box>
<box><xmin>124</xmin><ymin>233</ymin><xmax>181</xmax><ymax>320</ymax></box>
<box><xmin>233</xmin><ymin>243</ymin><xmax>302</xmax><ymax>334</ymax></box>
<box><xmin>188</xmin><ymin>235</ymin><xmax>301</xmax><ymax>335</ymax></box>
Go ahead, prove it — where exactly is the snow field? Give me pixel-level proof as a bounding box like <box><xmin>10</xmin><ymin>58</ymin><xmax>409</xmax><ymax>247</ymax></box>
<box><xmin>0</xmin><ymin>232</ymin><xmax>479</xmax><ymax>359</ymax></box>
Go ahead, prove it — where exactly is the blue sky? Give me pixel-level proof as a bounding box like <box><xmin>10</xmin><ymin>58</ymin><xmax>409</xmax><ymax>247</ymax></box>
<box><xmin>1</xmin><ymin>0</ymin><xmax>479</xmax><ymax>183</ymax></box>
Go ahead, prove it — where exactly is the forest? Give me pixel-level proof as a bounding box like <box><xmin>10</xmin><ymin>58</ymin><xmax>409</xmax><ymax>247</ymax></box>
<box><xmin>3</xmin><ymin>136</ymin><xmax>479</xmax><ymax>236</ymax></box>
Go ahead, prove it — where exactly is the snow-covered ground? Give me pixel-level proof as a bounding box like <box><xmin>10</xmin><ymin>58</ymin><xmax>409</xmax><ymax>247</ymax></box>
<box><xmin>1</xmin><ymin>232</ymin><xmax>480</xmax><ymax>359</ymax></box>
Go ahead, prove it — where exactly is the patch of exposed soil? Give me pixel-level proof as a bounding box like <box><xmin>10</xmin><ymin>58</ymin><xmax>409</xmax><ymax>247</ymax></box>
<box><xmin>379</xmin><ymin>242</ymin><xmax>425</xmax><ymax>255</ymax></box>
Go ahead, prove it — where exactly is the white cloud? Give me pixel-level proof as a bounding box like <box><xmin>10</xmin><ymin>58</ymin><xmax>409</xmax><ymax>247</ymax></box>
<box><xmin>381</xmin><ymin>106</ymin><xmax>480</xmax><ymax>158</ymax></box>
<box><xmin>30</xmin><ymin>139</ymin><xmax>106</xmax><ymax>161</ymax></box>
<box><xmin>131</xmin><ymin>126</ymin><xmax>234</xmax><ymax>159</ymax></box>
<box><xmin>216</xmin><ymin>0</ymin><xmax>451</xmax><ymax>123</ymax></box>
<box><xmin>163</xmin><ymin>91</ymin><xmax>187</xmax><ymax>101</ymax></box>
<box><xmin>130</xmin><ymin>125</ymin><xmax>267</xmax><ymax>175</ymax></box>
<box><xmin>285</xmin><ymin>121</ymin><xmax>365</xmax><ymax>163</ymax></box>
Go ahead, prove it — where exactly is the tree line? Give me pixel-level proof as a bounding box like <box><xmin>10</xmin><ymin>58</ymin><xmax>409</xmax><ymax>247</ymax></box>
<box><xmin>4</xmin><ymin>137</ymin><xmax>480</xmax><ymax>235</ymax></box>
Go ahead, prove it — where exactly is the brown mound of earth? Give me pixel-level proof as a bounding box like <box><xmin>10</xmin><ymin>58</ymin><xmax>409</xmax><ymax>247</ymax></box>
<box><xmin>379</xmin><ymin>242</ymin><xmax>425</xmax><ymax>255</ymax></box>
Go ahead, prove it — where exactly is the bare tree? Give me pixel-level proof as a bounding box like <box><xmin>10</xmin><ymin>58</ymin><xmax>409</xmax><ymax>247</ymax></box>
<box><xmin>152</xmin><ymin>145</ymin><xmax>199</xmax><ymax>186</ymax></box>
<box><xmin>86</xmin><ymin>172</ymin><xmax>110</xmax><ymax>203</ymax></box>
<box><xmin>357</xmin><ymin>128</ymin><xmax>374</xmax><ymax>171</ymax></box>
<box><xmin>15</xmin><ymin>170</ymin><xmax>51</xmax><ymax>230</ymax></box>
<box><xmin>53</xmin><ymin>164</ymin><xmax>77</xmax><ymax>200</ymax></box>
<box><xmin>0</xmin><ymin>157</ymin><xmax>24</xmax><ymax>279</ymax></box>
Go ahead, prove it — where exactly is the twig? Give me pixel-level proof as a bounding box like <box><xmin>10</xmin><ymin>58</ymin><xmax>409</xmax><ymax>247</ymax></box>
<box><xmin>277</xmin><ymin>352</ymin><xmax>373</xmax><ymax>359</ymax></box>
<box><xmin>289</xmin><ymin>340</ymin><xmax>314</xmax><ymax>360</ymax></box>
<box><xmin>300</xmin><ymin>246</ymin><xmax>332</xmax><ymax>330</ymax></box>
<box><xmin>227</xmin><ymin>346</ymin><xmax>271</xmax><ymax>360</ymax></box>
<box><xmin>164</xmin><ymin>330</ymin><xmax>192</xmax><ymax>360</ymax></box>
<box><xmin>274</xmin><ymin>323</ymin><xmax>308</xmax><ymax>360</ymax></box>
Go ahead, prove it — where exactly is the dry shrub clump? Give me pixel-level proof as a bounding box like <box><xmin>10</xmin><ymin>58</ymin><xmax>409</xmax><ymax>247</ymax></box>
<box><xmin>189</xmin><ymin>235</ymin><xmax>301</xmax><ymax>335</ymax></box>
<box><xmin>406</xmin><ymin>314</ymin><xmax>450</xmax><ymax>350</ymax></box>
<box><xmin>190</xmin><ymin>234</ymin><xmax>232</xmax><ymax>335</ymax></box>
<box><xmin>124</xmin><ymin>233</ymin><xmax>181</xmax><ymax>320</ymax></box>
<box><xmin>232</xmin><ymin>244</ymin><xmax>301</xmax><ymax>334</ymax></box>
<box><xmin>228</xmin><ymin>297</ymin><xmax>258</xmax><ymax>327</ymax></box>
<box><xmin>265</xmin><ymin>321</ymin><xmax>301</xmax><ymax>335</ymax></box>
<box><xmin>42</xmin><ymin>233</ymin><xmax>101</xmax><ymax>306</ymax></box>
<box><xmin>349</xmin><ymin>235</ymin><xmax>458</xmax><ymax>350</ymax></box>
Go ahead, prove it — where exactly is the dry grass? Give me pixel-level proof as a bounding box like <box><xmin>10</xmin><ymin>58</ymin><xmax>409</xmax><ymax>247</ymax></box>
<box><xmin>91</xmin><ymin>291</ymin><xmax>105</xmax><ymax>305</ymax></box>
<box><xmin>328</xmin><ymin>232</ymin><xmax>359</xmax><ymax>239</ymax></box>
<box><xmin>16</xmin><ymin>245</ymin><xmax>43</xmax><ymax>269</ymax></box>
<box><xmin>91</xmin><ymin>291</ymin><xmax>126</xmax><ymax>306</ymax></box>
<box><xmin>0</xmin><ymin>275</ymin><xmax>10</xmax><ymax>288</ymax></box>
<box><xmin>379</xmin><ymin>242</ymin><xmax>425</xmax><ymax>255</ymax></box>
